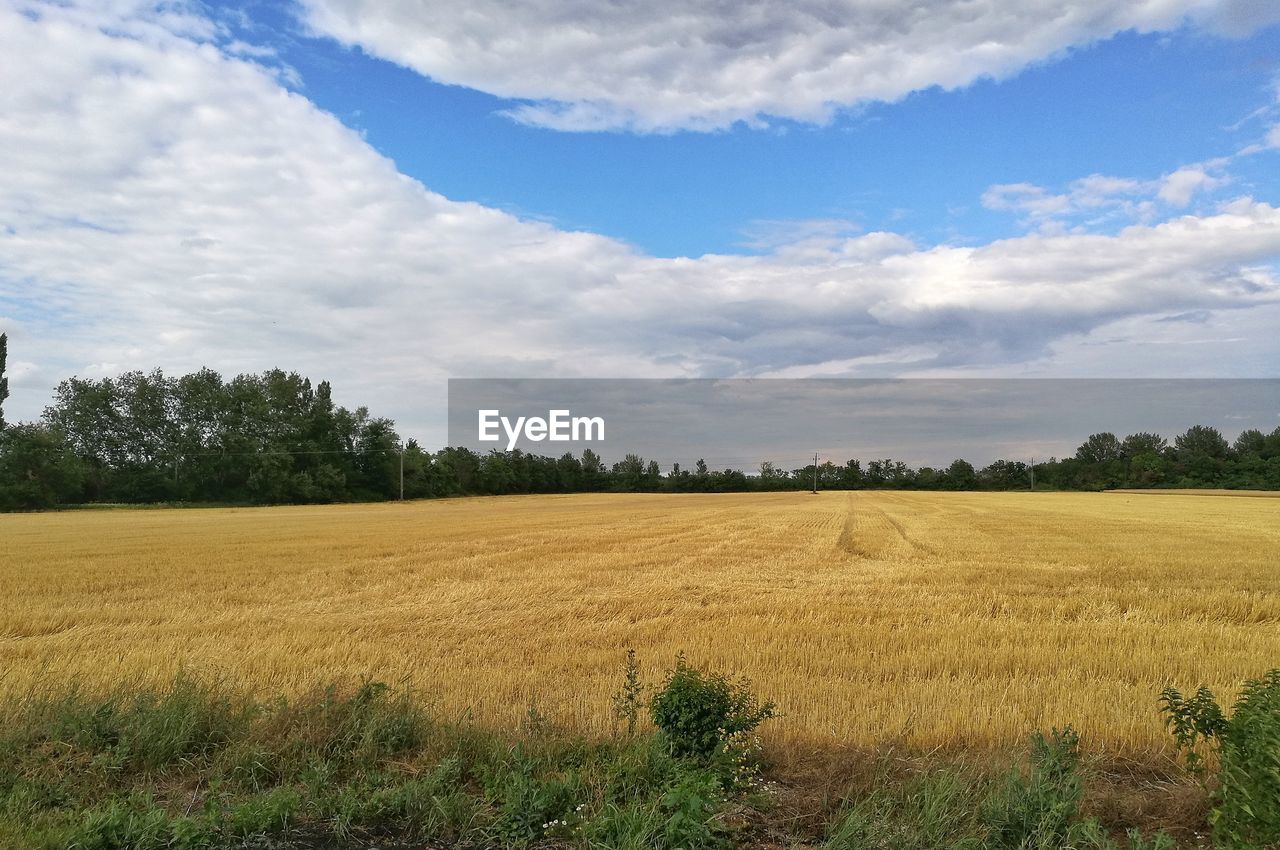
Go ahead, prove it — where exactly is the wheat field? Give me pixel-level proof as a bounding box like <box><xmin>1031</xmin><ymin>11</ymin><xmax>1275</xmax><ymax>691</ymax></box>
<box><xmin>2</xmin><ymin>491</ymin><xmax>1277</xmax><ymax>757</ymax></box>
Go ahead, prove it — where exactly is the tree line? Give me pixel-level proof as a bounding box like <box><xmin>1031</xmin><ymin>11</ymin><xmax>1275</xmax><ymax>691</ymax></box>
<box><xmin>1</xmin><ymin>356</ymin><xmax>1278</xmax><ymax>510</ymax></box>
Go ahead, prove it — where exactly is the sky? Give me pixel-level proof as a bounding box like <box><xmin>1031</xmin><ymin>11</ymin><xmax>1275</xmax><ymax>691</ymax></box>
<box><xmin>447</xmin><ymin>379</ymin><xmax>1280</xmax><ymax>467</ymax></box>
<box><xmin>1</xmin><ymin>0</ymin><xmax>1279</xmax><ymax>447</ymax></box>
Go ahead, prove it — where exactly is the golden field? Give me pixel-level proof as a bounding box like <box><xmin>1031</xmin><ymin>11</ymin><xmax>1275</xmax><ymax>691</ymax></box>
<box><xmin>1</xmin><ymin>491</ymin><xmax>1277</xmax><ymax>758</ymax></box>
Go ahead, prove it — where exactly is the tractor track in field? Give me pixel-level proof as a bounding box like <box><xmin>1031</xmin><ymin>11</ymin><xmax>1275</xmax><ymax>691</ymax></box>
<box><xmin>837</xmin><ymin>493</ymin><xmax>934</xmax><ymax>559</ymax></box>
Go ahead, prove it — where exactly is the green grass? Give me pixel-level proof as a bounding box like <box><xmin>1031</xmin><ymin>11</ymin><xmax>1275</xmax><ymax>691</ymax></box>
<box><xmin>0</xmin><ymin>676</ymin><xmax>741</xmax><ymax>849</ymax></box>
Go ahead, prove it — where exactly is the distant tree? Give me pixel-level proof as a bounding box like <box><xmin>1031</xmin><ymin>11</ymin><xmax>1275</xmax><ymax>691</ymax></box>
<box><xmin>979</xmin><ymin>459</ymin><xmax>1029</xmax><ymax>490</ymax></box>
<box><xmin>1076</xmin><ymin>432</ymin><xmax>1122</xmax><ymax>464</ymax></box>
<box><xmin>1175</xmin><ymin>425</ymin><xmax>1230</xmax><ymax>460</ymax></box>
<box><xmin>1233</xmin><ymin>429</ymin><xmax>1267</xmax><ymax>457</ymax></box>
<box><xmin>555</xmin><ymin>452</ymin><xmax>582</xmax><ymax>490</ymax></box>
<box><xmin>1121</xmin><ymin>432</ymin><xmax>1168</xmax><ymax>458</ymax></box>
<box><xmin>944</xmin><ymin>458</ymin><xmax>977</xmax><ymax>490</ymax></box>
<box><xmin>580</xmin><ymin>448</ymin><xmax>605</xmax><ymax>491</ymax></box>
<box><xmin>1173</xmin><ymin>425</ymin><xmax>1231</xmax><ymax>486</ymax></box>
<box><xmin>478</xmin><ymin>450</ymin><xmax>515</xmax><ymax>494</ymax></box>
<box><xmin>814</xmin><ymin>460</ymin><xmax>839</xmax><ymax>489</ymax></box>
<box><xmin>0</xmin><ymin>332</ymin><xmax>8</xmax><ymax>430</ymax></box>
<box><xmin>0</xmin><ymin>424</ymin><xmax>85</xmax><ymax>509</ymax></box>
<box><xmin>839</xmin><ymin>459</ymin><xmax>863</xmax><ymax>489</ymax></box>
<box><xmin>613</xmin><ymin>453</ymin><xmax>645</xmax><ymax>491</ymax></box>
<box><xmin>1119</xmin><ymin>432</ymin><xmax>1171</xmax><ymax>487</ymax></box>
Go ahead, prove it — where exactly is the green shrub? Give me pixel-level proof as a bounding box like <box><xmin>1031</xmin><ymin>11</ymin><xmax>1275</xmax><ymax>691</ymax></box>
<box><xmin>488</xmin><ymin>769</ymin><xmax>580</xmax><ymax>848</ymax></box>
<box><xmin>659</xmin><ymin>768</ymin><xmax>726</xmax><ymax>850</ymax></box>
<box><xmin>1162</xmin><ymin>668</ymin><xmax>1280</xmax><ymax>849</ymax></box>
<box><xmin>980</xmin><ymin>727</ymin><xmax>1084</xmax><ymax>849</ymax></box>
<box><xmin>649</xmin><ymin>655</ymin><xmax>775</xmax><ymax>760</ymax></box>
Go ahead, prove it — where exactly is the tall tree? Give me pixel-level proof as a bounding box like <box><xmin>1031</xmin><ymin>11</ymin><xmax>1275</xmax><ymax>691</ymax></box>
<box><xmin>0</xmin><ymin>424</ymin><xmax>85</xmax><ymax>509</ymax></box>
<box><xmin>1076</xmin><ymin>432</ymin><xmax>1123</xmax><ymax>464</ymax></box>
<box><xmin>0</xmin><ymin>332</ymin><xmax>8</xmax><ymax>429</ymax></box>
<box><xmin>1174</xmin><ymin>425</ymin><xmax>1229</xmax><ymax>460</ymax></box>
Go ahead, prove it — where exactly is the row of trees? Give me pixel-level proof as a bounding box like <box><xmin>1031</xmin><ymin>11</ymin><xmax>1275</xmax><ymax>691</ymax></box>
<box><xmin>1</xmin><ymin>359</ymin><xmax>1278</xmax><ymax>509</ymax></box>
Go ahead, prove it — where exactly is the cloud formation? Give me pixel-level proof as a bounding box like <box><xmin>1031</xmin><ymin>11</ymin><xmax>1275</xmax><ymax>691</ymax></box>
<box><xmin>1</xmin><ymin>1</ymin><xmax>1278</xmax><ymax>442</ymax></box>
<box><xmin>981</xmin><ymin>161</ymin><xmax>1235</xmax><ymax>232</ymax></box>
<box><xmin>299</xmin><ymin>0</ymin><xmax>1280</xmax><ymax>132</ymax></box>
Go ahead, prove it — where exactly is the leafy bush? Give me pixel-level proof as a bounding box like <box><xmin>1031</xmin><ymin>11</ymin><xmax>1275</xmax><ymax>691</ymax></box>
<box><xmin>649</xmin><ymin>655</ymin><xmax>775</xmax><ymax>760</ymax></box>
<box><xmin>1162</xmin><ymin>668</ymin><xmax>1280</xmax><ymax>849</ymax></box>
<box><xmin>659</xmin><ymin>768</ymin><xmax>726</xmax><ymax>850</ymax></box>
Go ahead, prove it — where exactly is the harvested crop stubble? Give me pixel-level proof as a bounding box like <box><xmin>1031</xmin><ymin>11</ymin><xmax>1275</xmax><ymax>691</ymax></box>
<box><xmin>1</xmin><ymin>491</ymin><xmax>1277</xmax><ymax>759</ymax></box>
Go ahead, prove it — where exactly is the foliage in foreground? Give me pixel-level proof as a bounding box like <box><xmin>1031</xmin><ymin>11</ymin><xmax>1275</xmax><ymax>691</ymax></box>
<box><xmin>0</xmin><ymin>664</ymin><xmax>770</xmax><ymax>850</ymax></box>
<box><xmin>1</xmin><ymin>660</ymin><xmax>1273</xmax><ymax>849</ymax></box>
<box><xmin>649</xmin><ymin>653</ymin><xmax>776</xmax><ymax>760</ymax></box>
<box><xmin>1162</xmin><ymin>669</ymin><xmax>1280</xmax><ymax>849</ymax></box>
<box><xmin>825</xmin><ymin>726</ymin><xmax>1176</xmax><ymax>850</ymax></box>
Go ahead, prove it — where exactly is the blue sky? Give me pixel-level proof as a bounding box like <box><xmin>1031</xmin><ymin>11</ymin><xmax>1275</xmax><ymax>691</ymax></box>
<box><xmin>222</xmin><ymin>2</ymin><xmax>1280</xmax><ymax>257</ymax></box>
<box><xmin>1</xmin><ymin>1</ymin><xmax>1279</xmax><ymax>444</ymax></box>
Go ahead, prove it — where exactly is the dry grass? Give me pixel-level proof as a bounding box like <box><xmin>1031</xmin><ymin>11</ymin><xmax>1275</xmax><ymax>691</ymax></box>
<box><xmin>1</xmin><ymin>491</ymin><xmax>1277</xmax><ymax>760</ymax></box>
<box><xmin>1107</xmin><ymin>489</ymin><xmax>1280</xmax><ymax>498</ymax></box>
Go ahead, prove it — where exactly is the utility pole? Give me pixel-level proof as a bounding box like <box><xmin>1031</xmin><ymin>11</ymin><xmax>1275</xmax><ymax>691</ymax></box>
<box><xmin>812</xmin><ymin>452</ymin><xmax>818</xmax><ymax>494</ymax></box>
<box><xmin>398</xmin><ymin>447</ymin><xmax>405</xmax><ymax>500</ymax></box>
<box><xmin>1029</xmin><ymin>457</ymin><xmax>1035</xmax><ymax>492</ymax></box>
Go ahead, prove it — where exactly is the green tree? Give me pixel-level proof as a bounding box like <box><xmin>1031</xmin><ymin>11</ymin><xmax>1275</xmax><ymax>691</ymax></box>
<box><xmin>0</xmin><ymin>424</ymin><xmax>85</xmax><ymax>509</ymax></box>
<box><xmin>1075</xmin><ymin>432</ymin><xmax>1122</xmax><ymax>464</ymax></box>
<box><xmin>1174</xmin><ymin>425</ymin><xmax>1230</xmax><ymax>485</ymax></box>
<box><xmin>944</xmin><ymin>458</ymin><xmax>977</xmax><ymax>490</ymax></box>
<box><xmin>978</xmin><ymin>459</ymin><xmax>1029</xmax><ymax>490</ymax></box>
<box><xmin>839</xmin><ymin>459</ymin><xmax>863</xmax><ymax>489</ymax></box>
<box><xmin>579</xmin><ymin>448</ymin><xmax>605</xmax><ymax>490</ymax></box>
<box><xmin>1174</xmin><ymin>425</ymin><xmax>1229</xmax><ymax>460</ymax></box>
<box><xmin>1233</xmin><ymin>429</ymin><xmax>1266</xmax><ymax>457</ymax></box>
<box><xmin>613</xmin><ymin>453</ymin><xmax>646</xmax><ymax>491</ymax></box>
<box><xmin>0</xmin><ymin>332</ymin><xmax>9</xmax><ymax>430</ymax></box>
<box><xmin>1120</xmin><ymin>432</ymin><xmax>1167</xmax><ymax>458</ymax></box>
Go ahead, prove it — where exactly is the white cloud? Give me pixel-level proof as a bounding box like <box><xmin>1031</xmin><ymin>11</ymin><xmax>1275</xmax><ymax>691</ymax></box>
<box><xmin>981</xmin><ymin>183</ymin><xmax>1075</xmax><ymax>219</ymax></box>
<box><xmin>1158</xmin><ymin>165</ymin><xmax>1228</xmax><ymax>206</ymax></box>
<box><xmin>2</xmin><ymin>1</ymin><xmax>1279</xmax><ymax>443</ymax></box>
<box><xmin>983</xmin><ymin>160</ymin><xmax>1234</xmax><ymax>229</ymax></box>
<box><xmin>298</xmin><ymin>0</ymin><xmax>1280</xmax><ymax>133</ymax></box>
